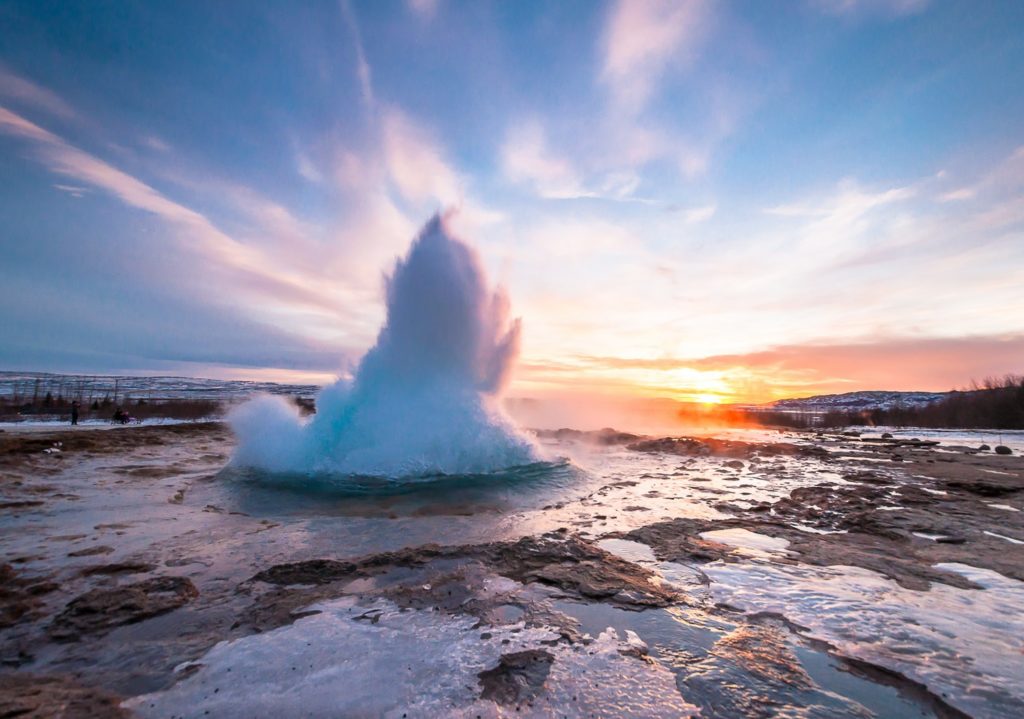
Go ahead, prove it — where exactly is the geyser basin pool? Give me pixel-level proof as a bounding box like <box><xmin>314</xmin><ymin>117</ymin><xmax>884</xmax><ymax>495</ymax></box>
<box><xmin>230</xmin><ymin>213</ymin><xmax>537</xmax><ymax>479</ymax></box>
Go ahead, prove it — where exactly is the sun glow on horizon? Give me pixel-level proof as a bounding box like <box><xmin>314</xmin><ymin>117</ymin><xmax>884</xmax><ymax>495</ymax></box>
<box><xmin>692</xmin><ymin>392</ymin><xmax>724</xmax><ymax>405</ymax></box>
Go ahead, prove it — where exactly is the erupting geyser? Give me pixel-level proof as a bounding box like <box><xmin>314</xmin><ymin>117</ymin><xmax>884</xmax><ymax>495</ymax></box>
<box><xmin>230</xmin><ymin>213</ymin><xmax>538</xmax><ymax>478</ymax></box>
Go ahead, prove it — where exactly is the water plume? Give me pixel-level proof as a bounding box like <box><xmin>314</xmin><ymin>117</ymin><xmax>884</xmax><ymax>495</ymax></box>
<box><xmin>230</xmin><ymin>212</ymin><xmax>538</xmax><ymax>478</ymax></box>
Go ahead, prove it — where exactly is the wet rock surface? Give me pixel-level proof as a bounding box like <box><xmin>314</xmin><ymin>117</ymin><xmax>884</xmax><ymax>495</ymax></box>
<box><xmin>534</xmin><ymin>427</ymin><xmax>645</xmax><ymax>445</ymax></box>
<box><xmin>239</xmin><ymin>534</ymin><xmax>676</xmax><ymax>637</ymax></box>
<box><xmin>478</xmin><ymin>648</ymin><xmax>555</xmax><ymax>705</ymax></box>
<box><xmin>620</xmin><ymin>468</ymin><xmax>1023</xmax><ymax>590</ymax></box>
<box><xmin>479</xmin><ymin>535</ymin><xmax>677</xmax><ymax>606</ymax></box>
<box><xmin>49</xmin><ymin>576</ymin><xmax>199</xmax><ymax>642</ymax></box>
<box><xmin>0</xmin><ymin>673</ymin><xmax>130</xmax><ymax>718</ymax></box>
<box><xmin>0</xmin><ymin>563</ymin><xmax>58</xmax><ymax>630</ymax></box>
<box><xmin>628</xmin><ymin>435</ymin><xmax>831</xmax><ymax>460</ymax></box>
<box><xmin>249</xmin><ymin>534</ymin><xmax>675</xmax><ymax>607</ymax></box>
<box><xmin>79</xmin><ymin>562</ymin><xmax>157</xmax><ymax>577</ymax></box>
<box><xmin>681</xmin><ymin>623</ymin><xmax>819</xmax><ymax>718</ymax></box>
<box><xmin>1</xmin><ymin>422</ymin><xmax>1022</xmax><ymax>718</ymax></box>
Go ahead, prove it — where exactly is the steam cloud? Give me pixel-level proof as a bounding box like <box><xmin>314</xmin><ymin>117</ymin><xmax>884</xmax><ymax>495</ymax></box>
<box><xmin>230</xmin><ymin>213</ymin><xmax>538</xmax><ymax>477</ymax></box>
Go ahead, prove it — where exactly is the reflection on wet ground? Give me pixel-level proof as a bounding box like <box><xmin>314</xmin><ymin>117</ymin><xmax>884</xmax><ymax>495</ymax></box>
<box><xmin>553</xmin><ymin>600</ymin><xmax>935</xmax><ymax>719</ymax></box>
<box><xmin>1</xmin><ymin>423</ymin><xmax>1022</xmax><ymax>717</ymax></box>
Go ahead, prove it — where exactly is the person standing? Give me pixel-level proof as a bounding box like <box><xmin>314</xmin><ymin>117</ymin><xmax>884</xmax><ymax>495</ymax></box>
<box><xmin>70</xmin><ymin>400</ymin><xmax>79</xmax><ymax>426</ymax></box>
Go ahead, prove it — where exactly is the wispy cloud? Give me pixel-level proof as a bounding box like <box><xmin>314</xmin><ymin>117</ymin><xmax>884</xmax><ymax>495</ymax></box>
<box><xmin>294</xmin><ymin>148</ymin><xmax>323</xmax><ymax>183</ymax></box>
<box><xmin>142</xmin><ymin>135</ymin><xmax>171</xmax><ymax>153</ymax></box>
<box><xmin>407</xmin><ymin>0</ymin><xmax>439</xmax><ymax>20</ymax></box>
<box><xmin>765</xmin><ymin>181</ymin><xmax>914</xmax><ymax>219</ymax></box>
<box><xmin>592</xmin><ymin>0</ymin><xmax>738</xmax><ymax>183</ymax></box>
<box><xmin>501</xmin><ymin>119</ymin><xmax>664</xmax><ymax>202</ymax></box>
<box><xmin>501</xmin><ymin>121</ymin><xmax>590</xmax><ymax>199</ymax></box>
<box><xmin>340</xmin><ymin>0</ymin><xmax>375</xmax><ymax>111</ymax></box>
<box><xmin>601</xmin><ymin>0</ymin><xmax>711</xmax><ymax>115</ymax></box>
<box><xmin>0</xmin><ymin>105</ymin><xmax>339</xmax><ymax>315</ymax></box>
<box><xmin>1</xmin><ymin>0</ymin><xmax>1019</xmax><ymax>392</ymax></box>
<box><xmin>692</xmin><ymin>334</ymin><xmax>1024</xmax><ymax>395</ymax></box>
<box><xmin>559</xmin><ymin>332</ymin><xmax>1024</xmax><ymax>401</ymax></box>
<box><xmin>684</xmin><ymin>204</ymin><xmax>716</xmax><ymax>223</ymax></box>
<box><xmin>933</xmin><ymin>145</ymin><xmax>1024</xmax><ymax>213</ymax></box>
<box><xmin>938</xmin><ymin>187</ymin><xmax>976</xmax><ymax>202</ymax></box>
<box><xmin>52</xmin><ymin>183</ymin><xmax>89</xmax><ymax>198</ymax></box>
<box><xmin>812</xmin><ymin>0</ymin><xmax>930</xmax><ymax>19</ymax></box>
<box><xmin>381</xmin><ymin>108</ymin><xmax>463</xmax><ymax>205</ymax></box>
<box><xmin>0</xmin><ymin>65</ymin><xmax>77</xmax><ymax>120</ymax></box>
<box><xmin>511</xmin><ymin>217</ymin><xmax>635</xmax><ymax>261</ymax></box>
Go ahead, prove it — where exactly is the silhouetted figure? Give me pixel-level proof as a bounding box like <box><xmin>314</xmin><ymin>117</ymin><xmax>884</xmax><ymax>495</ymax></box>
<box><xmin>70</xmin><ymin>401</ymin><xmax>79</xmax><ymax>426</ymax></box>
<box><xmin>112</xmin><ymin>407</ymin><xmax>129</xmax><ymax>425</ymax></box>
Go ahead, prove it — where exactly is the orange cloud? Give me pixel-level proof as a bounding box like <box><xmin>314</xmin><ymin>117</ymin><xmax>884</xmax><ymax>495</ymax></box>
<box><xmin>689</xmin><ymin>335</ymin><xmax>1024</xmax><ymax>391</ymax></box>
<box><xmin>520</xmin><ymin>334</ymin><xmax>1024</xmax><ymax>403</ymax></box>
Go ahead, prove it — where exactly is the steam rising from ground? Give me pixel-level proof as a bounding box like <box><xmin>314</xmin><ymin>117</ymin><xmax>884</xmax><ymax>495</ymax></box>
<box><xmin>230</xmin><ymin>214</ymin><xmax>538</xmax><ymax>477</ymax></box>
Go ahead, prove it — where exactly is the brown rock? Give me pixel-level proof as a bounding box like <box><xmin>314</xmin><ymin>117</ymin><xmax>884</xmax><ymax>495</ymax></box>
<box><xmin>50</xmin><ymin>576</ymin><xmax>198</xmax><ymax>641</ymax></box>
<box><xmin>0</xmin><ymin>674</ymin><xmax>130</xmax><ymax>718</ymax></box>
<box><xmin>478</xmin><ymin>649</ymin><xmax>554</xmax><ymax>705</ymax></box>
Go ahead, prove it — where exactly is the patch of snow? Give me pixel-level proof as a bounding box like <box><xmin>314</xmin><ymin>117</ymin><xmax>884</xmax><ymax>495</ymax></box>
<box><xmin>983</xmin><ymin>530</ymin><xmax>1024</xmax><ymax>545</ymax></box>
<box><xmin>699</xmin><ymin>528</ymin><xmax>790</xmax><ymax>555</ymax></box>
<box><xmin>126</xmin><ymin>598</ymin><xmax>698</xmax><ymax>718</ymax></box>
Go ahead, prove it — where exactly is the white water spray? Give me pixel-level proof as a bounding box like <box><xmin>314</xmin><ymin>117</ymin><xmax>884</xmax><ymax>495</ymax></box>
<box><xmin>230</xmin><ymin>213</ymin><xmax>538</xmax><ymax>477</ymax></box>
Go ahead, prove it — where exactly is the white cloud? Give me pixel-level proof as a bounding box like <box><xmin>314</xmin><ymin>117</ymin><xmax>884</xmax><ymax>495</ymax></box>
<box><xmin>765</xmin><ymin>181</ymin><xmax>914</xmax><ymax>219</ymax></box>
<box><xmin>331</xmin><ymin>146</ymin><xmax>369</xmax><ymax>191</ymax></box>
<box><xmin>501</xmin><ymin>121</ymin><xmax>589</xmax><ymax>199</ymax></box>
<box><xmin>601</xmin><ymin>0</ymin><xmax>710</xmax><ymax>114</ymax></box>
<box><xmin>408</xmin><ymin>0</ymin><xmax>439</xmax><ymax>20</ymax></box>
<box><xmin>340</xmin><ymin>0</ymin><xmax>375</xmax><ymax>111</ymax></box>
<box><xmin>142</xmin><ymin>135</ymin><xmax>171</xmax><ymax>152</ymax></box>
<box><xmin>0</xmin><ymin>65</ymin><xmax>77</xmax><ymax>120</ymax></box>
<box><xmin>515</xmin><ymin>217</ymin><xmax>635</xmax><ymax>261</ymax></box>
<box><xmin>678</xmin><ymin>144</ymin><xmax>711</xmax><ymax>178</ymax></box>
<box><xmin>939</xmin><ymin>188</ymin><xmax>975</xmax><ymax>202</ymax></box>
<box><xmin>599</xmin><ymin>171</ymin><xmax>642</xmax><ymax>199</ymax></box>
<box><xmin>684</xmin><ymin>204</ymin><xmax>716</xmax><ymax>223</ymax></box>
<box><xmin>501</xmin><ymin>120</ymin><xmax>656</xmax><ymax>201</ymax></box>
<box><xmin>813</xmin><ymin>0</ymin><xmax>930</xmax><ymax>18</ymax></box>
<box><xmin>53</xmin><ymin>183</ymin><xmax>89</xmax><ymax>198</ymax></box>
<box><xmin>295</xmin><ymin>149</ymin><xmax>323</xmax><ymax>183</ymax></box>
<box><xmin>0</xmin><ymin>105</ymin><xmax>339</xmax><ymax>315</ymax></box>
<box><xmin>594</xmin><ymin>1</ymin><xmax>736</xmax><ymax>183</ymax></box>
<box><xmin>932</xmin><ymin>145</ymin><xmax>1024</xmax><ymax>210</ymax></box>
<box><xmin>381</xmin><ymin>108</ymin><xmax>463</xmax><ymax>205</ymax></box>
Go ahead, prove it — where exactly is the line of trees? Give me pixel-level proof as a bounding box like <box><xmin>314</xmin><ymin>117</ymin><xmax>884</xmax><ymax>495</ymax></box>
<box><xmin>0</xmin><ymin>393</ymin><xmax>222</xmax><ymax>422</ymax></box>
<box><xmin>675</xmin><ymin>376</ymin><xmax>1024</xmax><ymax>431</ymax></box>
<box><xmin>2</xmin><ymin>374</ymin><xmax>125</xmax><ymax>408</ymax></box>
<box><xmin>822</xmin><ymin>375</ymin><xmax>1024</xmax><ymax>430</ymax></box>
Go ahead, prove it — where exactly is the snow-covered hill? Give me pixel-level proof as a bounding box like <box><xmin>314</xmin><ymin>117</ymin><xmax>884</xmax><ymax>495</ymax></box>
<box><xmin>0</xmin><ymin>371</ymin><xmax>320</xmax><ymax>402</ymax></box>
<box><xmin>770</xmin><ymin>390</ymin><xmax>948</xmax><ymax>412</ymax></box>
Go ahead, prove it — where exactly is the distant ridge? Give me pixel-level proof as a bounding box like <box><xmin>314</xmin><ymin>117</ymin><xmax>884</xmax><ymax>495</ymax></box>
<box><xmin>0</xmin><ymin>371</ymin><xmax>320</xmax><ymax>402</ymax></box>
<box><xmin>770</xmin><ymin>390</ymin><xmax>948</xmax><ymax>412</ymax></box>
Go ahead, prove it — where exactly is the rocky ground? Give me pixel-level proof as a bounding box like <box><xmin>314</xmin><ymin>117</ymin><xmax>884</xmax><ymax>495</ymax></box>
<box><xmin>0</xmin><ymin>422</ymin><xmax>1021</xmax><ymax>717</ymax></box>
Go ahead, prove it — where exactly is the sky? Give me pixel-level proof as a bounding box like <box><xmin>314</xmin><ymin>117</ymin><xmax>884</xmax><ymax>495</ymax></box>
<box><xmin>1</xmin><ymin>0</ymin><xmax>1022</xmax><ymax>404</ymax></box>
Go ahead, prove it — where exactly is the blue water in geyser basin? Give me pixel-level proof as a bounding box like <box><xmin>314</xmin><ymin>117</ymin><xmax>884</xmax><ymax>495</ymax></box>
<box><xmin>229</xmin><ymin>212</ymin><xmax>542</xmax><ymax>483</ymax></box>
<box><xmin>225</xmin><ymin>459</ymin><xmax>574</xmax><ymax>498</ymax></box>
<box><xmin>219</xmin><ymin>459</ymin><xmax>581</xmax><ymax>522</ymax></box>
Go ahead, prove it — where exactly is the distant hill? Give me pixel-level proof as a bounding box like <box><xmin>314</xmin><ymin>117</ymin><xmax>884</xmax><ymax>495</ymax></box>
<box><xmin>769</xmin><ymin>390</ymin><xmax>949</xmax><ymax>412</ymax></box>
<box><xmin>0</xmin><ymin>371</ymin><xmax>321</xmax><ymax>402</ymax></box>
